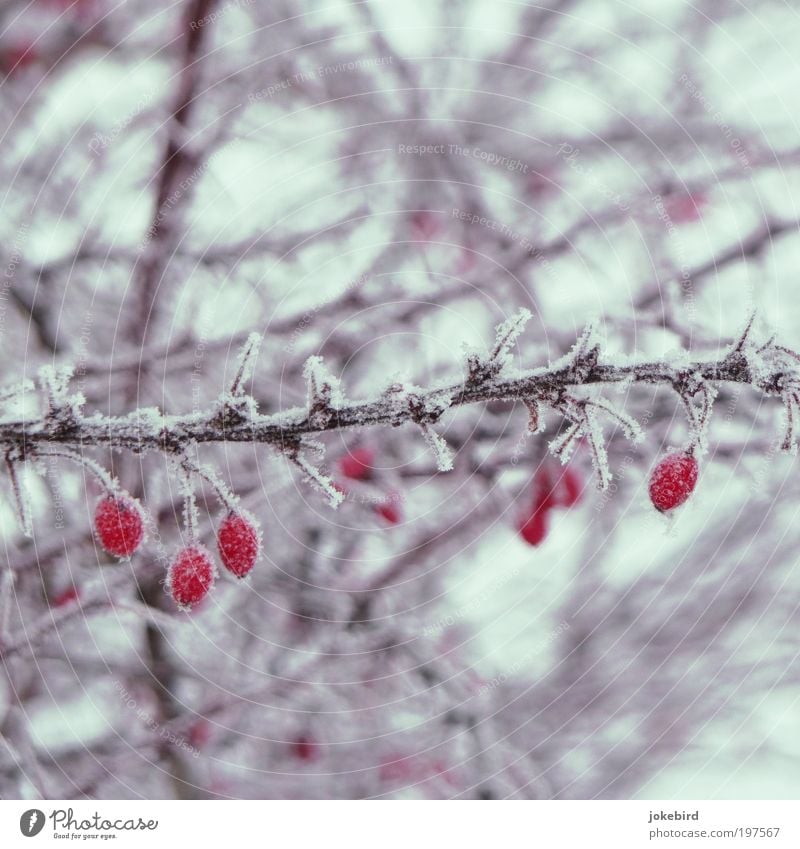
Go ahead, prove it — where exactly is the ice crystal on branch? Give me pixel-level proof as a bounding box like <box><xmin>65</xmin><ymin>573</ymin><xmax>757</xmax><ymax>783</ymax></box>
<box><xmin>467</xmin><ymin>308</ymin><xmax>532</xmax><ymax>381</ymax></box>
<box><xmin>38</xmin><ymin>364</ymin><xmax>84</xmax><ymax>428</ymax></box>
<box><xmin>304</xmin><ymin>355</ymin><xmax>344</xmax><ymax>428</ymax></box>
<box><xmin>4</xmin><ymin>451</ymin><xmax>32</xmax><ymax>537</ymax></box>
<box><xmin>290</xmin><ymin>446</ymin><xmax>345</xmax><ymax>508</ymax></box>
<box><xmin>419</xmin><ymin>423</ymin><xmax>455</xmax><ymax>472</ymax></box>
<box><xmin>229</xmin><ymin>332</ymin><xmax>262</xmax><ymax>397</ymax></box>
<box><xmin>524</xmin><ymin>398</ymin><xmax>545</xmax><ymax>434</ymax></box>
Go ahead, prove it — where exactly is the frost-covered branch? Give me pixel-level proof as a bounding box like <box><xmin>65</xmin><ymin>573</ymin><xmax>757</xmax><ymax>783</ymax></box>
<box><xmin>0</xmin><ymin>315</ymin><xmax>794</xmax><ymax>504</ymax></box>
<box><xmin>0</xmin><ymin>319</ymin><xmax>795</xmax><ymax>484</ymax></box>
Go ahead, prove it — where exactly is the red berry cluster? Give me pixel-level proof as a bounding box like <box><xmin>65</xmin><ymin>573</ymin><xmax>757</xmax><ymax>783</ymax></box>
<box><xmin>168</xmin><ymin>510</ymin><xmax>261</xmax><ymax>610</ymax></box>
<box><xmin>94</xmin><ymin>494</ymin><xmax>261</xmax><ymax>611</ymax></box>
<box><xmin>518</xmin><ymin>465</ymin><xmax>583</xmax><ymax>546</ymax></box>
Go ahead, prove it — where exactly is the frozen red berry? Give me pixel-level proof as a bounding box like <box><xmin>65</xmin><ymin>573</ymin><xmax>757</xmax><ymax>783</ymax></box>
<box><xmin>167</xmin><ymin>545</ymin><xmax>216</xmax><ymax>609</ymax></box>
<box><xmin>94</xmin><ymin>495</ymin><xmax>144</xmax><ymax>557</ymax></box>
<box><xmin>338</xmin><ymin>447</ymin><xmax>375</xmax><ymax>481</ymax></box>
<box><xmin>291</xmin><ymin>734</ymin><xmax>321</xmax><ymax>762</ymax></box>
<box><xmin>649</xmin><ymin>452</ymin><xmax>699</xmax><ymax>512</ymax></box>
<box><xmin>217</xmin><ymin>511</ymin><xmax>261</xmax><ymax>578</ymax></box>
<box><xmin>519</xmin><ymin>507</ymin><xmax>548</xmax><ymax>546</ymax></box>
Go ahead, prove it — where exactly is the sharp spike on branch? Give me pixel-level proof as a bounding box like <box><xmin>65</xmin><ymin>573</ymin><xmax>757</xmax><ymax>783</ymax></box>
<box><xmin>549</xmin><ymin>421</ymin><xmax>582</xmax><ymax>463</ymax></box>
<box><xmin>583</xmin><ymin>406</ymin><xmax>612</xmax><ymax>490</ymax></box>
<box><xmin>0</xmin><ymin>568</ymin><xmax>14</xmax><ymax>644</ymax></box>
<box><xmin>675</xmin><ymin>379</ymin><xmax>717</xmax><ymax>453</ymax></box>
<box><xmin>733</xmin><ymin>311</ymin><xmax>757</xmax><ymax>353</ymax></box>
<box><xmin>585</xmin><ymin>398</ymin><xmax>644</xmax><ymax>444</ymax></box>
<box><xmin>303</xmin><ymin>355</ymin><xmax>343</xmax><ymax>428</ymax></box>
<box><xmin>780</xmin><ymin>388</ymin><xmax>800</xmax><ymax>454</ymax></box>
<box><xmin>291</xmin><ymin>452</ymin><xmax>345</xmax><ymax>508</ymax></box>
<box><xmin>5</xmin><ymin>454</ymin><xmax>32</xmax><ymax>537</ymax></box>
<box><xmin>524</xmin><ymin>398</ymin><xmax>544</xmax><ymax>434</ymax></box>
<box><xmin>230</xmin><ymin>332</ymin><xmax>262</xmax><ymax>396</ymax></box>
<box><xmin>467</xmin><ymin>308</ymin><xmax>532</xmax><ymax>381</ymax></box>
<box><xmin>489</xmin><ymin>308</ymin><xmax>532</xmax><ymax>367</ymax></box>
<box><xmin>419</xmin><ymin>424</ymin><xmax>455</xmax><ymax>471</ymax></box>
<box><xmin>568</xmin><ymin>322</ymin><xmax>601</xmax><ymax>380</ymax></box>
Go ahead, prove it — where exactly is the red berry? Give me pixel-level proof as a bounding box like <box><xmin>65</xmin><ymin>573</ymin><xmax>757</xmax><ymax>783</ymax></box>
<box><xmin>666</xmin><ymin>192</ymin><xmax>707</xmax><ymax>223</ymax></box>
<box><xmin>52</xmin><ymin>587</ymin><xmax>79</xmax><ymax>607</ymax></box>
<box><xmin>409</xmin><ymin>211</ymin><xmax>442</xmax><ymax>241</ymax></box>
<box><xmin>338</xmin><ymin>447</ymin><xmax>375</xmax><ymax>481</ymax></box>
<box><xmin>94</xmin><ymin>495</ymin><xmax>144</xmax><ymax>557</ymax></box>
<box><xmin>379</xmin><ymin>753</ymin><xmax>416</xmax><ymax>781</ymax></box>
<box><xmin>533</xmin><ymin>467</ymin><xmax>558</xmax><ymax>511</ymax></box>
<box><xmin>558</xmin><ymin>467</ymin><xmax>584</xmax><ymax>508</ymax></box>
<box><xmin>167</xmin><ymin>545</ymin><xmax>216</xmax><ymax>609</ymax></box>
<box><xmin>188</xmin><ymin>719</ymin><xmax>212</xmax><ymax>750</ymax></box>
<box><xmin>526</xmin><ymin>171</ymin><xmax>556</xmax><ymax>197</ymax></box>
<box><xmin>3</xmin><ymin>42</ymin><xmax>37</xmax><ymax>75</ymax></box>
<box><xmin>291</xmin><ymin>735</ymin><xmax>320</xmax><ymax>762</ymax></box>
<box><xmin>519</xmin><ymin>507</ymin><xmax>548</xmax><ymax>546</ymax></box>
<box><xmin>375</xmin><ymin>496</ymin><xmax>401</xmax><ymax>525</ymax></box>
<box><xmin>649</xmin><ymin>452</ymin><xmax>699</xmax><ymax>512</ymax></box>
<box><xmin>217</xmin><ymin>511</ymin><xmax>261</xmax><ymax>578</ymax></box>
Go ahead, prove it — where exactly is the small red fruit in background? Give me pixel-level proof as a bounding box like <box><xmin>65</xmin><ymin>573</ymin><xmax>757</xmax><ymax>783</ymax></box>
<box><xmin>519</xmin><ymin>507</ymin><xmax>548</xmax><ymax>546</ymax></box>
<box><xmin>52</xmin><ymin>586</ymin><xmax>79</xmax><ymax>607</ymax></box>
<box><xmin>94</xmin><ymin>495</ymin><xmax>144</xmax><ymax>557</ymax></box>
<box><xmin>649</xmin><ymin>452</ymin><xmax>699</xmax><ymax>512</ymax></box>
<box><xmin>217</xmin><ymin>511</ymin><xmax>260</xmax><ymax>578</ymax></box>
<box><xmin>338</xmin><ymin>446</ymin><xmax>374</xmax><ymax>481</ymax></box>
<box><xmin>409</xmin><ymin>210</ymin><xmax>443</xmax><ymax>241</ymax></box>
<box><xmin>291</xmin><ymin>734</ymin><xmax>321</xmax><ymax>762</ymax></box>
<box><xmin>532</xmin><ymin>466</ymin><xmax>559</xmax><ymax>511</ymax></box>
<box><xmin>375</xmin><ymin>495</ymin><xmax>401</xmax><ymax>525</ymax></box>
<box><xmin>518</xmin><ymin>464</ymin><xmax>583</xmax><ymax>546</ymax></box>
<box><xmin>526</xmin><ymin>171</ymin><xmax>556</xmax><ymax>197</ymax></box>
<box><xmin>558</xmin><ymin>467</ymin><xmax>584</xmax><ymax>507</ymax></box>
<box><xmin>167</xmin><ymin>545</ymin><xmax>216</xmax><ymax>609</ymax></box>
<box><xmin>379</xmin><ymin>753</ymin><xmax>416</xmax><ymax>782</ymax></box>
<box><xmin>666</xmin><ymin>192</ymin><xmax>707</xmax><ymax>223</ymax></box>
<box><xmin>2</xmin><ymin>42</ymin><xmax>37</xmax><ymax>75</ymax></box>
<box><xmin>188</xmin><ymin>719</ymin><xmax>212</xmax><ymax>750</ymax></box>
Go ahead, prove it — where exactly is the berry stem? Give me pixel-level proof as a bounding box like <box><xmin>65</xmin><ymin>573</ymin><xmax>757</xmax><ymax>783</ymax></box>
<box><xmin>180</xmin><ymin>457</ymin><xmax>238</xmax><ymax>513</ymax></box>
<box><xmin>34</xmin><ymin>446</ymin><xmax>118</xmax><ymax>493</ymax></box>
<box><xmin>4</xmin><ymin>452</ymin><xmax>31</xmax><ymax>537</ymax></box>
<box><xmin>179</xmin><ymin>467</ymin><xmax>199</xmax><ymax>542</ymax></box>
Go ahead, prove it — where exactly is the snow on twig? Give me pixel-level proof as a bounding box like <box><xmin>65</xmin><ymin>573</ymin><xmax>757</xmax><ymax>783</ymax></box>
<box><xmin>0</xmin><ymin>314</ymin><xmax>797</xmax><ymax>494</ymax></box>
